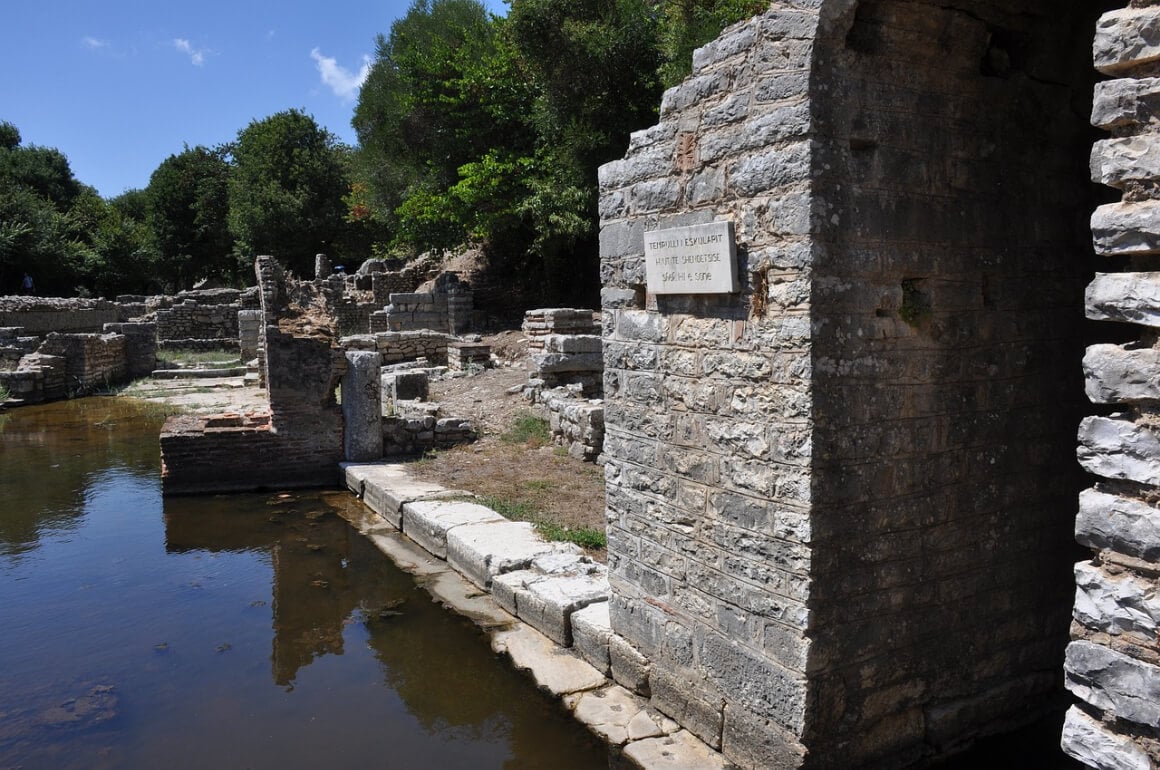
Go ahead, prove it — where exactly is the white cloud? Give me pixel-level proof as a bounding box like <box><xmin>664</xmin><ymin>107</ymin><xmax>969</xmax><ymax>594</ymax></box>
<box><xmin>82</xmin><ymin>36</ymin><xmax>109</xmax><ymax>50</ymax></box>
<box><xmin>173</xmin><ymin>38</ymin><xmax>207</xmax><ymax>66</ymax></box>
<box><xmin>310</xmin><ymin>48</ymin><xmax>370</xmax><ymax>101</ymax></box>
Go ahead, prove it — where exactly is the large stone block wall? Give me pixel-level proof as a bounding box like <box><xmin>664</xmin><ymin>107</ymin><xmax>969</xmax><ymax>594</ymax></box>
<box><xmin>370</xmin><ymin>272</ymin><xmax>472</xmax><ymax>334</ymax></box>
<box><xmin>0</xmin><ymin>297</ymin><xmax>122</xmax><ymax>333</ymax></box>
<box><xmin>154</xmin><ymin>300</ymin><xmax>240</xmax><ymax>343</ymax></box>
<box><xmin>1063</xmin><ymin>6</ymin><xmax>1160</xmax><ymax>769</ymax></box>
<box><xmin>36</xmin><ymin>332</ymin><xmax>128</xmax><ymax>394</ymax></box>
<box><xmin>599</xmin><ymin>2</ymin><xmax>1102</xmax><ymax>767</ymax></box>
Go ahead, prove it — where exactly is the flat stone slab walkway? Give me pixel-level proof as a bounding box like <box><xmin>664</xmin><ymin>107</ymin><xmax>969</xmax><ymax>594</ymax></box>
<box><xmin>338</xmin><ymin>460</ymin><xmax>727</xmax><ymax>770</ymax></box>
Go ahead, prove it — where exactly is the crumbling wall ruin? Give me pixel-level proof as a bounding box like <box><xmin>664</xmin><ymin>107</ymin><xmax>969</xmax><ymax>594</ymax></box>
<box><xmin>160</xmin><ymin>257</ymin><xmax>347</xmax><ymax>494</ymax></box>
<box><xmin>1063</xmin><ymin>6</ymin><xmax>1160</xmax><ymax>769</ymax></box>
<box><xmin>599</xmin><ymin>2</ymin><xmax>1103</xmax><ymax>767</ymax></box>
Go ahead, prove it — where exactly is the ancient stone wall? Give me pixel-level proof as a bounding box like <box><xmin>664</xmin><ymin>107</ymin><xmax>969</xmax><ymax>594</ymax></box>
<box><xmin>1063</xmin><ymin>6</ymin><xmax>1160</xmax><ymax>769</ymax></box>
<box><xmin>35</xmin><ymin>332</ymin><xmax>128</xmax><ymax>394</ymax></box>
<box><xmin>342</xmin><ymin>331</ymin><xmax>452</xmax><ymax>366</ymax></box>
<box><xmin>599</xmin><ymin>2</ymin><xmax>1101</xmax><ymax>767</ymax></box>
<box><xmin>371</xmin><ymin>272</ymin><xmax>473</xmax><ymax>334</ymax></box>
<box><xmin>154</xmin><ymin>300</ymin><xmax>240</xmax><ymax>346</ymax></box>
<box><xmin>382</xmin><ymin>414</ymin><xmax>475</xmax><ymax>456</ymax></box>
<box><xmin>522</xmin><ymin>308</ymin><xmax>601</xmax><ymax>350</ymax></box>
<box><xmin>161</xmin><ymin>258</ymin><xmax>347</xmax><ymax>494</ymax></box>
<box><xmin>0</xmin><ymin>297</ymin><xmax>122</xmax><ymax>333</ymax></box>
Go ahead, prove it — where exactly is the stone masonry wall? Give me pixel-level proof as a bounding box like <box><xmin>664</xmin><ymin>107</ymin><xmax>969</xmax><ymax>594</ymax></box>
<box><xmin>0</xmin><ymin>297</ymin><xmax>122</xmax><ymax>333</ymax></box>
<box><xmin>161</xmin><ymin>258</ymin><xmax>347</xmax><ymax>494</ymax></box>
<box><xmin>806</xmin><ymin>1</ymin><xmax>1101</xmax><ymax>765</ymax></box>
<box><xmin>599</xmin><ymin>2</ymin><xmax>1102</xmax><ymax>768</ymax></box>
<box><xmin>1063</xmin><ymin>6</ymin><xmax>1160</xmax><ymax>769</ymax></box>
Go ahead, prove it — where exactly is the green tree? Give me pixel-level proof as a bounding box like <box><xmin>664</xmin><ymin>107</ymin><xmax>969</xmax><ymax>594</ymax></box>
<box><xmin>353</xmin><ymin>0</ymin><xmax>535</xmax><ymax>253</ymax></box>
<box><xmin>0</xmin><ymin>122</ymin><xmax>90</xmax><ymax>294</ymax></box>
<box><xmin>656</xmin><ymin>0</ymin><xmax>767</xmax><ymax>87</ymax></box>
<box><xmin>84</xmin><ymin>189</ymin><xmax>162</xmax><ymax>296</ymax></box>
<box><xmin>506</xmin><ymin>0</ymin><xmax>662</xmax><ymax>303</ymax></box>
<box><xmin>228</xmin><ymin>109</ymin><xmax>352</xmax><ymax>276</ymax></box>
<box><xmin>146</xmin><ymin>145</ymin><xmax>234</xmax><ymax>290</ymax></box>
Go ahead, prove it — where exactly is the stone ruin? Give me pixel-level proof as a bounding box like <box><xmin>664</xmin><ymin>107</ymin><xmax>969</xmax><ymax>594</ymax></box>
<box><xmin>594</xmin><ymin>2</ymin><xmax>1158</xmax><ymax>769</ymax></box>
<box><xmin>519</xmin><ymin>308</ymin><xmax>606</xmax><ymax>462</ymax></box>
<box><xmin>159</xmin><ymin>256</ymin><xmax>481</xmax><ymax>494</ymax></box>
<box><xmin>0</xmin><ymin>297</ymin><xmax>156</xmax><ymax>403</ymax></box>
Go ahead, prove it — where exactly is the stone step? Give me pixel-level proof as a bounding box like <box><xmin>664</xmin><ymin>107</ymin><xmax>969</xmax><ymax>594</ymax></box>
<box><xmin>1091</xmin><ymin>202</ymin><xmax>1160</xmax><ymax>256</ymax></box>
<box><xmin>492</xmin><ymin>553</ymin><xmax>609</xmax><ymax>646</ymax></box>
<box><xmin>401</xmin><ymin>500</ymin><xmax>505</xmax><ymax>560</ymax></box>
<box><xmin>1083</xmin><ymin>343</ymin><xmax>1160</xmax><ymax>403</ymax></box>
<box><xmin>446</xmin><ymin>519</ymin><xmax>580</xmax><ymax>590</ymax></box>
<box><xmin>1086</xmin><ymin>272</ymin><xmax>1160</xmax><ymax>327</ymax></box>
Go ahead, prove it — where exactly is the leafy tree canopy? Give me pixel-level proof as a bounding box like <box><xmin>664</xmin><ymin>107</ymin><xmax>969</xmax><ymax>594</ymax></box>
<box><xmin>228</xmin><ymin>109</ymin><xmax>352</xmax><ymax>276</ymax></box>
<box><xmin>146</xmin><ymin>145</ymin><xmax>234</xmax><ymax>291</ymax></box>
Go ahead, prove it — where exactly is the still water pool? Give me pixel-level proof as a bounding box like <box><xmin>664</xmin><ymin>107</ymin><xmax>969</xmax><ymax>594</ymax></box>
<box><xmin>0</xmin><ymin>397</ymin><xmax>610</xmax><ymax>769</ymax></box>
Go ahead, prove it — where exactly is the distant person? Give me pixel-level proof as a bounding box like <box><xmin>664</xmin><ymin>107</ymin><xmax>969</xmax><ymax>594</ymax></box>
<box><xmin>21</xmin><ymin>273</ymin><xmax>34</xmax><ymax>295</ymax></box>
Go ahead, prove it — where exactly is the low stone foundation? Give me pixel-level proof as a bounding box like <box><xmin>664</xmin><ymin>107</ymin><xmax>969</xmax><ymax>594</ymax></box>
<box><xmin>382</xmin><ymin>413</ymin><xmax>475</xmax><ymax>456</ymax></box>
<box><xmin>522</xmin><ymin>308</ymin><xmax>601</xmax><ymax>351</ymax></box>
<box><xmin>342</xmin><ymin>331</ymin><xmax>453</xmax><ymax>365</ymax></box>
<box><xmin>540</xmin><ymin>387</ymin><xmax>605</xmax><ymax>461</ymax></box>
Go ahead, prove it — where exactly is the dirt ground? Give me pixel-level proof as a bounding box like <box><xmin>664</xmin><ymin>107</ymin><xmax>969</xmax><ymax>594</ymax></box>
<box><xmin>123</xmin><ymin>331</ymin><xmax>608</xmax><ymax>557</ymax></box>
<box><xmin>411</xmin><ymin>332</ymin><xmax>608</xmax><ymax>557</ymax></box>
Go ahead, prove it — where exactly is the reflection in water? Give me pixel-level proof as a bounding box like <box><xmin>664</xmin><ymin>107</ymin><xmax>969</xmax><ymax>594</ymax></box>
<box><xmin>0</xmin><ymin>399</ymin><xmax>609</xmax><ymax>769</ymax></box>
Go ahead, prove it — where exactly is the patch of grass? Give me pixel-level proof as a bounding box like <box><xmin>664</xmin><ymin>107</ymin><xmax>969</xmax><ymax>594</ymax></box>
<box><xmin>522</xmin><ymin>479</ymin><xmax>554</xmax><ymax>492</ymax></box>
<box><xmin>476</xmin><ymin>494</ymin><xmax>606</xmax><ymax>551</ymax></box>
<box><xmin>501</xmin><ymin>412</ymin><xmax>550</xmax><ymax>448</ymax></box>
<box><xmin>158</xmin><ymin>348</ymin><xmax>241</xmax><ymax>368</ymax></box>
<box><xmin>477</xmin><ymin>494</ymin><xmax>538</xmax><ymax>521</ymax></box>
<box><xmin>0</xmin><ymin>383</ymin><xmax>10</xmax><ymax>402</ymax></box>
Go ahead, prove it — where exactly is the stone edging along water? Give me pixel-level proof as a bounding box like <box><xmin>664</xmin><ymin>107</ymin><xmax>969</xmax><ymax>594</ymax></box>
<box><xmin>337</xmin><ymin>461</ymin><xmax>727</xmax><ymax>770</ymax></box>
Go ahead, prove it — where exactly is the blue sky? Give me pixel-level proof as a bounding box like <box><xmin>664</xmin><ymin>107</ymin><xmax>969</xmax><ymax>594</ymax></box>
<box><xmin>1</xmin><ymin>0</ymin><xmax>506</xmax><ymax>199</ymax></box>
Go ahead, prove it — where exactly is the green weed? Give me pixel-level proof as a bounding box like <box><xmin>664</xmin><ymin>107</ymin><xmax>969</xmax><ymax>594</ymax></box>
<box><xmin>501</xmin><ymin>412</ymin><xmax>550</xmax><ymax>447</ymax></box>
<box><xmin>476</xmin><ymin>494</ymin><xmax>606</xmax><ymax>551</ymax></box>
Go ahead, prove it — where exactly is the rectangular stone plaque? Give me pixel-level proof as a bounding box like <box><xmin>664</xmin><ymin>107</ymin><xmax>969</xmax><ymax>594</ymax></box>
<box><xmin>644</xmin><ymin>221</ymin><xmax>738</xmax><ymax>294</ymax></box>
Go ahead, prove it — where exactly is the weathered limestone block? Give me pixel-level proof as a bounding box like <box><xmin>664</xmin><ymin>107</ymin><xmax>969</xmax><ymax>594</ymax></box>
<box><xmin>1077</xmin><ymin>416</ymin><xmax>1160</xmax><ymax>486</ymax></box>
<box><xmin>1083</xmin><ymin>343</ymin><xmax>1160</xmax><ymax>404</ymax></box>
<box><xmin>1095</xmin><ymin>6</ymin><xmax>1160</xmax><ymax>75</ymax></box>
<box><xmin>446</xmin><ymin>520</ymin><xmax>579</xmax><ymax>589</ymax></box>
<box><xmin>1092</xmin><ymin>78</ymin><xmax>1160</xmax><ymax>132</ymax></box>
<box><xmin>491</xmin><ymin>625</ymin><xmax>607</xmax><ymax>696</ymax></box>
<box><xmin>341</xmin><ymin>462</ymin><xmax>451</xmax><ymax>529</ymax></box>
<box><xmin>572</xmin><ymin>601</ymin><xmax>613</xmax><ymax>675</ymax></box>
<box><xmin>610</xmin><ymin>633</ymin><xmax>653</xmax><ymax>697</ymax></box>
<box><xmin>623</xmin><ymin>730</ymin><xmax>730</xmax><ymax>770</ymax></box>
<box><xmin>342</xmin><ymin>351</ymin><xmax>383</xmax><ymax>462</ymax></box>
<box><xmin>564</xmin><ymin>684</ymin><xmax>679</xmax><ymax>746</ymax></box>
<box><xmin>492</xmin><ymin>558</ymin><xmax>609</xmax><ymax>646</ymax></box>
<box><xmin>1073</xmin><ymin>561</ymin><xmax>1160</xmax><ymax>638</ymax></box>
<box><xmin>1092</xmin><ymin>202</ymin><xmax>1160</xmax><ymax>256</ymax></box>
<box><xmin>649</xmin><ymin>664</ymin><xmax>725</xmax><ymax>749</ymax></box>
<box><xmin>1091</xmin><ymin>137</ymin><xmax>1160</xmax><ymax>188</ymax></box>
<box><xmin>1077</xmin><ymin>488</ymin><xmax>1160</xmax><ymax>562</ymax></box>
<box><xmin>1087</xmin><ymin>272</ymin><xmax>1160</xmax><ymax>327</ymax></box>
<box><xmin>1060</xmin><ymin>705</ymin><xmax>1152</xmax><ymax>770</ymax></box>
<box><xmin>401</xmin><ymin>500</ymin><xmax>505</xmax><ymax>559</ymax></box>
<box><xmin>1064</xmin><ymin>640</ymin><xmax>1160</xmax><ymax>727</ymax></box>
<box><xmin>383</xmin><ymin>370</ymin><xmax>428</xmax><ymax>402</ymax></box>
